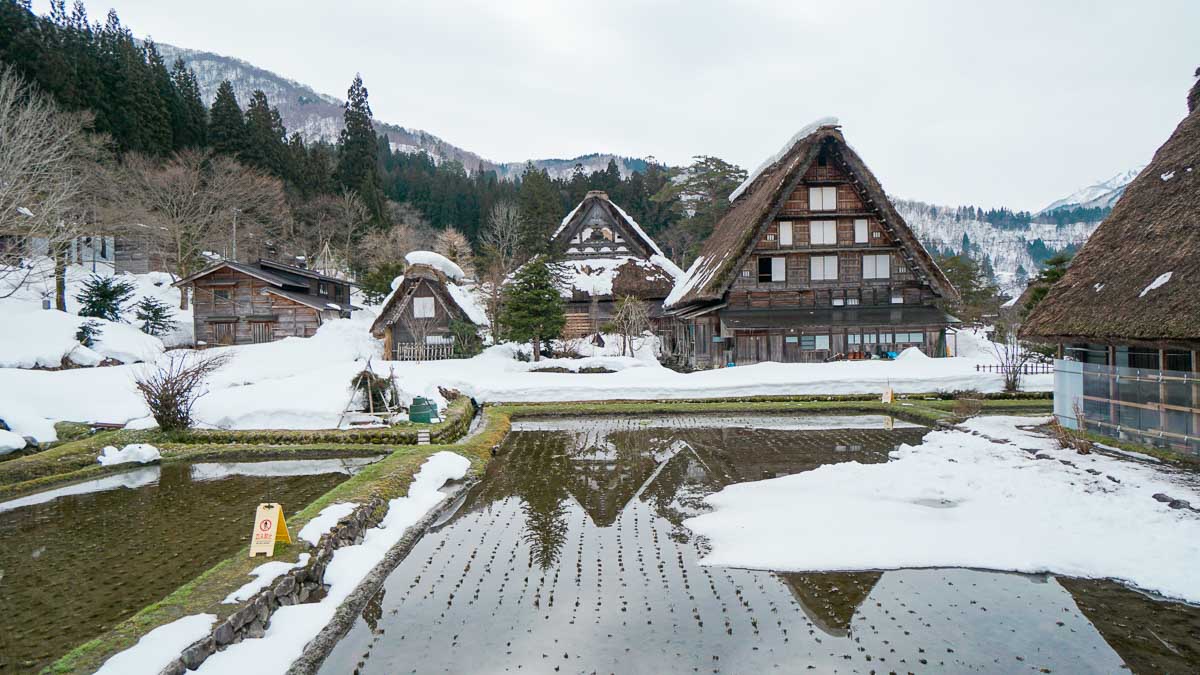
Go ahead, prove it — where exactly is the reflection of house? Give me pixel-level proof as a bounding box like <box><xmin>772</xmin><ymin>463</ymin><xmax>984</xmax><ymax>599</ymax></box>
<box><xmin>1022</xmin><ymin>79</ymin><xmax>1200</xmax><ymax>454</ymax></box>
<box><xmin>552</xmin><ymin>190</ymin><xmax>682</xmax><ymax>338</ymax></box>
<box><xmin>174</xmin><ymin>259</ymin><xmax>355</xmax><ymax>346</ymax></box>
<box><xmin>665</xmin><ymin>121</ymin><xmax>959</xmax><ymax>367</ymax></box>
<box><xmin>777</xmin><ymin>571</ymin><xmax>883</xmax><ymax>637</ymax></box>
<box><xmin>370</xmin><ymin>251</ymin><xmax>487</xmax><ymax>361</ymax></box>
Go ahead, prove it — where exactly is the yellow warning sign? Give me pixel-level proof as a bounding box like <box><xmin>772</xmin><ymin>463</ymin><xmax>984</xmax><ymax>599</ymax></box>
<box><xmin>249</xmin><ymin>503</ymin><xmax>291</xmax><ymax>557</ymax></box>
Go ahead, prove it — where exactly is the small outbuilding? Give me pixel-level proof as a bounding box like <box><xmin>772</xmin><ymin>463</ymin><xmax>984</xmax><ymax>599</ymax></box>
<box><xmin>174</xmin><ymin>259</ymin><xmax>356</xmax><ymax>346</ymax></box>
<box><xmin>370</xmin><ymin>251</ymin><xmax>489</xmax><ymax>360</ymax></box>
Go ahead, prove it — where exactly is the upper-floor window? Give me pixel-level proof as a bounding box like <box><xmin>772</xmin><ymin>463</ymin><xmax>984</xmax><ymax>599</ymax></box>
<box><xmin>213</xmin><ymin>288</ymin><xmax>230</xmax><ymax>302</ymax></box>
<box><xmin>809</xmin><ymin>186</ymin><xmax>837</xmax><ymax>211</ymax></box>
<box><xmin>778</xmin><ymin>221</ymin><xmax>793</xmax><ymax>246</ymax></box>
<box><xmin>854</xmin><ymin>219</ymin><xmax>869</xmax><ymax>244</ymax></box>
<box><xmin>810</xmin><ymin>255</ymin><xmax>838</xmax><ymax>281</ymax></box>
<box><xmin>863</xmin><ymin>254</ymin><xmax>891</xmax><ymax>279</ymax></box>
<box><xmin>757</xmin><ymin>257</ymin><xmax>785</xmax><ymax>283</ymax></box>
<box><xmin>809</xmin><ymin>220</ymin><xmax>836</xmax><ymax>246</ymax></box>
<box><xmin>318</xmin><ymin>282</ymin><xmax>330</xmax><ymax>297</ymax></box>
<box><xmin>413</xmin><ymin>296</ymin><xmax>436</xmax><ymax>318</ymax></box>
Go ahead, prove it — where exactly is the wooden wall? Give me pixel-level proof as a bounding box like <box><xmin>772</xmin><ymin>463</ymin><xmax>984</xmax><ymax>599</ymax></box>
<box><xmin>191</xmin><ymin>268</ymin><xmax>322</xmax><ymax>346</ymax></box>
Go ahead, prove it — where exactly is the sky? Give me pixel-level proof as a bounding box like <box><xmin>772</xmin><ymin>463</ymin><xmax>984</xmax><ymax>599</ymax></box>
<box><xmin>34</xmin><ymin>0</ymin><xmax>1200</xmax><ymax>211</ymax></box>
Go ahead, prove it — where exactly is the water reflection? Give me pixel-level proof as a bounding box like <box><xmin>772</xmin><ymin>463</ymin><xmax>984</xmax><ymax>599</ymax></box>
<box><xmin>319</xmin><ymin>415</ymin><xmax>1198</xmax><ymax>673</ymax></box>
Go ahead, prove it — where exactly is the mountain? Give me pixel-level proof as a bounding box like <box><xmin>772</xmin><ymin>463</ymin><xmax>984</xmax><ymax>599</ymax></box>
<box><xmin>155</xmin><ymin>43</ymin><xmax>648</xmax><ymax>178</ymax></box>
<box><xmin>1037</xmin><ymin>167</ymin><xmax>1143</xmax><ymax>214</ymax></box>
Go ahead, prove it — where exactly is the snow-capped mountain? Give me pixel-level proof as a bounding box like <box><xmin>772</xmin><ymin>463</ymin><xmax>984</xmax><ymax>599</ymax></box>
<box><xmin>1037</xmin><ymin>167</ymin><xmax>1143</xmax><ymax>214</ymax></box>
<box><xmin>156</xmin><ymin>43</ymin><xmax>647</xmax><ymax>177</ymax></box>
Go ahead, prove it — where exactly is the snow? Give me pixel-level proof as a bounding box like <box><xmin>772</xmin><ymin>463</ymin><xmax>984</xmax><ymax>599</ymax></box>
<box><xmin>16</xmin><ymin>206</ymin><xmax>34</xmax><ymax>217</ymax></box>
<box><xmin>97</xmin><ymin>443</ymin><xmax>161</xmax><ymax>466</ymax></box>
<box><xmin>663</xmin><ymin>254</ymin><xmax>714</xmax><ymax>307</ymax></box>
<box><xmin>1161</xmin><ymin>170</ymin><xmax>1175</xmax><ymax>181</ymax></box>
<box><xmin>94</xmin><ymin>614</ymin><xmax>217</xmax><ymax>675</ymax></box>
<box><xmin>195</xmin><ymin>452</ymin><xmax>470</xmax><ymax>675</ymax></box>
<box><xmin>552</xmin><ymin>201</ymin><xmax>585</xmax><ymax>239</ymax></box>
<box><xmin>729</xmin><ymin>117</ymin><xmax>839</xmax><ymax>202</ymax></box>
<box><xmin>444</xmin><ymin>281</ymin><xmax>489</xmax><ymax>326</ymax></box>
<box><xmin>608</xmin><ymin>200</ymin><xmax>665</xmax><ymax>257</ymax></box>
<box><xmin>0</xmin><ymin>398</ymin><xmax>58</xmax><ymax>444</ymax></box>
<box><xmin>1000</xmin><ymin>295</ymin><xmax>1019</xmax><ymax>308</ymax></box>
<box><xmin>0</xmin><ymin>429</ymin><xmax>27</xmax><ymax>454</ymax></box>
<box><xmin>223</xmin><ymin>554</ymin><xmax>311</xmax><ymax>604</ymax></box>
<box><xmin>1038</xmin><ymin>167</ymin><xmax>1143</xmax><ymax>214</ymax></box>
<box><xmin>0</xmin><ymin>303</ymin><xmax>164</xmax><ymax>368</ymax></box>
<box><xmin>685</xmin><ymin>415</ymin><xmax>1200</xmax><ymax>604</ymax></box>
<box><xmin>190</xmin><ymin>458</ymin><xmax>379</xmax><ymax>482</ymax></box>
<box><xmin>404</xmin><ymin>250</ymin><xmax>464</xmax><ymax>281</ymax></box>
<box><xmin>1093</xmin><ymin>282</ymin><xmax>1105</xmax><ymax>293</ymax></box>
<box><xmin>1138</xmin><ymin>271</ymin><xmax>1173</xmax><ymax>297</ymax></box>
<box><xmin>298</xmin><ymin>502</ymin><xmax>359</xmax><ymax>545</ymax></box>
<box><xmin>0</xmin><ymin>467</ymin><xmax>160</xmax><ymax>515</ymax></box>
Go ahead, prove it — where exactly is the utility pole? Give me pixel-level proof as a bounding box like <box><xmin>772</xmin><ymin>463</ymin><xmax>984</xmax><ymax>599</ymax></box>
<box><xmin>231</xmin><ymin>208</ymin><xmax>241</xmax><ymax>261</ymax></box>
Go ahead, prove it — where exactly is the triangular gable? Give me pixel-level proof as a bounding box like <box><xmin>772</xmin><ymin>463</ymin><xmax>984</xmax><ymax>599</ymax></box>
<box><xmin>369</xmin><ymin>266</ymin><xmax>474</xmax><ymax>337</ymax></box>
<box><xmin>554</xmin><ymin>191</ymin><xmax>664</xmax><ymax>258</ymax></box>
<box><xmin>172</xmin><ymin>260</ymin><xmax>294</xmax><ymax>289</ymax></box>
<box><xmin>666</xmin><ymin>123</ymin><xmax>957</xmax><ymax>310</ymax></box>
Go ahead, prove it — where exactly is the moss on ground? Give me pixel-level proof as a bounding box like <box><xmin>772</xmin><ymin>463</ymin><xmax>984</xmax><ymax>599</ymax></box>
<box><xmin>44</xmin><ymin>395</ymin><xmax>1039</xmax><ymax>673</ymax></box>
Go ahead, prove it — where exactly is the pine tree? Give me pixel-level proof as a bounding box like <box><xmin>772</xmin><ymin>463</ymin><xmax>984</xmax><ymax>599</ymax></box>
<box><xmin>75</xmin><ymin>274</ymin><xmax>136</xmax><ymax>322</ymax></box>
<box><xmin>134</xmin><ymin>296</ymin><xmax>177</xmax><ymax>336</ymax></box>
<box><xmin>76</xmin><ymin>319</ymin><xmax>103</xmax><ymax>348</ymax></box>
<box><xmin>335</xmin><ymin>75</ymin><xmax>384</xmax><ymax>218</ymax></box>
<box><xmin>170</xmin><ymin>57</ymin><xmax>207</xmax><ymax>147</ymax></box>
<box><xmin>242</xmin><ymin>89</ymin><xmax>287</xmax><ymax>175</ymax></box>
<box><xmin>208</xmin><ymin>80</ymin><xmax>246</xmax><ymax>156</ymax></box>
<box><xmin>499</xmin><ymin>257</ymin><xmax>565</xmax><ymax>362</ymax></box>
<box><xmin>516</xmin><ymin>164</ymin><xmax>561</xmax><ymax>255</ymax></box>
<box><xmin>142</xmin><ymin>41</ymin><xmax>179</xmax><ymax>153</ymax></box>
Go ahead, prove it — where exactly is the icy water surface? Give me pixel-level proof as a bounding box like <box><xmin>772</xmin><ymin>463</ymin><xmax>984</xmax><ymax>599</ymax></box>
<box><xmin>321</xmin><ymin>415</ymin><xmax>1200</xmax><ymax>674</ymax></box>
<box><xmin>0</xmin><ymin>457</ymin><xmax>379</xmax><ymax>671</ymax></box>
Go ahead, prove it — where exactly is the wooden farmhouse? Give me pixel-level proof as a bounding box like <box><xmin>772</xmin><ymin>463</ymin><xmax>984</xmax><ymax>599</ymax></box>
<box><xmin>1022</xmin><ymin>77</ymin><xmax>1200</xmax><ymax>454</ymax></box>
<box><xmin>664</xmin><ymin>120</ymin><xmax>959</xmax><ymax>367</ymax></box>
<box><xmin>552</xmin><ymin>190</ymin><xmax>682</xmax><ymax>338</ymax></box>
<box><xmin>174</xmin><ymin>259</ymin><xmax>355</xmax><ymax>346</ymax></box>
<box><xmin>370</xmin><ymin>251</ymin><xmax>488</xmax><ymax>360</ymax></box>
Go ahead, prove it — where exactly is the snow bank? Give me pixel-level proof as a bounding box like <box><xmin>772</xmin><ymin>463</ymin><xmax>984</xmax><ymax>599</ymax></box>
<box><xmin>685</xmin><ymin>416</ymin><xmax>1200</xmax><ymax>604</ymax></box>
<box><xmin>0</xmin><ymin>429</ymin><xmax>26</xmax><ymax>454</ymax></box>
<box><xmin>223</xmin><ymin>554</ymin><xmax>311</xmax><ymax>604</ymax></box>
<box><xmin>97</xmin><ymin>443</ymin><xmax>161</xmax><ymax>466</ymax></box>
<box><xmin>196</xmin><ymin>452</ymin><xmax>470</xmax><ymax>674</ymax></box>
<box><xmin>298</xmin><ymin>502</ymin><xmax>359</xmax><ymax>546</ymax></box>
<box><xmin>0</xmin><ymin>398</ymin><xmax>58</xmax><ymax>444</ymax></box>
<box><xmin>0</xmin><ymin>304</ymin><xmax>163</xmax><ymax>368</ymax></box>
<box><xmin>94</xmin><ymin>614</ymin><xmax>217</xmax><ymax>675</ymax></box>
<box><xmin>404</xmin><ymin>250</ymin><xmax>464</xmax><ymax>281</ymax></box>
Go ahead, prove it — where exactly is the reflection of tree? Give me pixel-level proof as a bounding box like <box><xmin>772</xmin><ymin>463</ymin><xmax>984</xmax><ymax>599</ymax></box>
<box><xmin>362</xmin><ymin>586</ymin><xmax>385</xmax><ymax>633</ymax></box>
<box><xmin>521</xmin><ymin>496</ymin><xmax>569</xmax><ymax>570</ymax></box>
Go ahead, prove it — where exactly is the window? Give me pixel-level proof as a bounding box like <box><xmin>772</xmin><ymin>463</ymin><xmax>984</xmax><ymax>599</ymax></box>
<box><xmin>766</xmin><ymin>233</ymin><xmax>776</xmax><ymax>241</ymax></box>
<box><xmin>891</xmin><ymin>291</ymin><xmax>904</xmax><ymax>304</ymax></box>
<box><xmin>832</xmin><ymin>298</ymin><xmax>845</xmax><ymax>306</ymax></box>
<box><xmin>413</xmin><ymin>296</ymin><xmax>435</xmax><ymax>318</ymax></box>
<box><xmin>879</xmin><ymin>332</ymin><xmax>893</xmax><ymax>344</ymax></box>
<box><xmin>808</xmin><ymin>186</ymin><xmax>837</xmax><ymax>211</ymax></box>
<box><xmin>758</xmin><ymin>257</ymin><xmax>785</xmax><ymax>283</ymax></box>
<box><xmin>872</xmin><ymin>231</ymin><xmax>881</xmax><ymax>239</ymax></box>
<box><xmin>897</xmin><ymin>332</ymin><xmax>923</xmax><ymax>343</ymax></box>
<box><xmin>318</xmin><ymin>282</ymin><xmax>330</xmax><ymax>297</ymax></box>
<box><xmin>863</xmin><ymin>333</ymin><xmax>877</xmax><ymax>344</ymax></box>
<box><xmin>848</xmin><ymin>334</ymin><xmax>861</xmax><ymax>345</ymax></box>
<box><xmin>854</xmin><ymin>219</ymin><xmax>869</xmax><ymax>244</ymax></box>
<box><xmin>779</xmin><ymin>221</ymin><xmax>793</xmax><ymax>246</ymax></box>
<box><xmin>863</xmin><ymin>254</ymin><xmax>891</xmax><ymax>279</ymax></box>
<box><xmin>896</xmin><ymin>263</ymin><xmax>907</xmax><ymax>274</ymax></box>
<box><xmin>801</xmin><ymin>335</ymin><xmax>831</xmax><ymax>350</ymax></box>
<box><xmin>810</xmin><ymin>255</ymin><xmax>838</xmax><ymax>281</ymax></box>
<box><xmin>212</xmin><ymin>289</ymin><xmax>230</xmax><ymax>302</ymax></box>
<box><xmin>809</xmin><ymin>220</ymin><xmax>837</xmax><ymax>245</ymax></box>
<box><xmin>741</xmin><ymin>269</ymin><xmax>752</xmax><ymax>278</ymax></box>
<box><xmin>785</xmin><ymin>336</ymin><xmax>799</xmax><ymax>344</ymax></box>
<box><xmin>846</xmin><ymin>297</ymin><xmax>860</xmax><ymax>305</ymax></box>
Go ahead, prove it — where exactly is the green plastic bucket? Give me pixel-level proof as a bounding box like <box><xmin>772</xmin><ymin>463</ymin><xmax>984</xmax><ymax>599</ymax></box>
<box><xmin>409</xmin><ymin>397</ymin><xmax>435</xmax><ymax>424</ymax></box>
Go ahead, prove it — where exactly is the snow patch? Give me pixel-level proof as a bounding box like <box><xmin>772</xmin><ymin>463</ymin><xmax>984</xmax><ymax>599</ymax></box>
<box><xmin>1138</xmin><ymin>271</ymin><xmax>1173</xmax><ymax>298</ymax></box>
<box><xmin>97</xmin><ymin>443</ymin><xmax>161</xmax><ymax>466</ymax></box>
<box><xmin>94</xmin><ymin>614</ymin><xmax>217</xmax><ymax>675</ymax></box>
<box><xmin>0</xmin><ymin>429</ymin><xmax>27</xmax><ymax>454</ymax></box>
<box><xmin>1161</xmin><ymin>170</ymin><xmax>1175</xmax><ymax>181</ymax></box>
<box><xmin>223</xmin><ymin>554</ymin><xmax>311</xmax><ymax>604</ymax></box>
<box><xmin>298</xmin><ymin>502</ymin><xmax>359</xmax><ymax>545</ymax></box>
<box><xmin>405</xmin><ymin>251</ymin><xmax>464</xmax><ymax>281</ymax></box>
<box><xmin>445</xmin><ymin>281</ymin><xmax>489</xmax><ymax>326</ymax></box>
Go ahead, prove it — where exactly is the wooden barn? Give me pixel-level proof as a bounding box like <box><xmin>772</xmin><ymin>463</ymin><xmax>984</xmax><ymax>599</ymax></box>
<box><xmin>552</xmin><ymin>190</ymin><xmax>682</xmax><ymax>338</ymax></box>
<box><xmin>370</xmin><ymin>252</ymin><xmax>488</xmax><ymax>360</ymax></box>
<box><xmin>664</xmin><ymin>119</ymin><xmax>959</xmax><ymax>367</ymax></box>
<box><xmin>1022</xmin><ymin>76</ymin><xmax>1200</xmax><ymax>454</ymax></box>
<box><xmin>174</xmin><ymin>259</ymin><xmax>355</xmax><ymax>346</ymax></box>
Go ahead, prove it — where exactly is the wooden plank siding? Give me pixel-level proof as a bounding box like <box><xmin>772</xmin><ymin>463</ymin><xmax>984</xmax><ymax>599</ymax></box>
<box><xmin>191</xmin><ymin>268</ymin><xmax>325</xmax><ymax>346</ymax></box>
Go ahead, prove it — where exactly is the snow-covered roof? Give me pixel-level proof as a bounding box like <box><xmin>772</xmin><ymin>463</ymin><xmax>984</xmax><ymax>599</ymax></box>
<box><xmin>405</xmin><ymin>251</ymin><xmax>464</xmax><ymax>281</ymax></box>
<box><xmin>446</xmin><ymin>282</ymin><xmax>489</xmax><ymax>326</ymax></box>
<box><xmin>556</xmin><ymin>256</ymin><xmax>681</xmax><ymax>301</ymax></box>
<box><xmin>728</xmin><ymin>117</ymin><xmax>839</xmax><ymax>203</ymax></box>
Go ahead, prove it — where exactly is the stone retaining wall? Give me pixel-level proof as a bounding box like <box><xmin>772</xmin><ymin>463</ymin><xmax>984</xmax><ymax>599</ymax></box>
<box><xmin>159</xmin><ymin>496</ymin><xmax>388</xmax><ymax>675</ymax></box>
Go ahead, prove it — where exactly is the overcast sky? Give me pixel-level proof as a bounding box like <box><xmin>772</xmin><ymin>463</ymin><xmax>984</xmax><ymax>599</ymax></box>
<box><xmin>36</xmin><ymin>0</ymin><xmax>1199</xmax><ymax>211</ymax></box>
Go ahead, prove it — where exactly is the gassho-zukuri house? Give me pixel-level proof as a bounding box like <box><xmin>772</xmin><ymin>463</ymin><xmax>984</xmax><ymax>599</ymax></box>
<box><xmin>370</xmin><ymin>251</ymin><xmax>489</xmax><ymax>360</ymax></box>
<box><xmin>552</xmin><ymin>190</ymin><xmax>682</xmax><ymax>338</ymax></box>
<box><xmin>174</xmin><ymin>259</ymin><xmax>357</xmax><ymax>346</ymax></box>
<box><xmin>663</xmin><ymin>119</ymin><xmax>960</xmax><ymax>367</ymax></box>
<box><xmin>1022</xmin><ymin>76</ymin><xmax>1200</xmax><ymax>455</ymax></box>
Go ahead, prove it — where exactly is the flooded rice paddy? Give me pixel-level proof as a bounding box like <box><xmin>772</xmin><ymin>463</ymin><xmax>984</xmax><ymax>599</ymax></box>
<box><xmin>0</xmin><ymin>457</ymin><xmax>380</xmax><ymax>671</ymax></box>
<box><xmin>322</xmin><ymin>414</ymin><xmax>1200</xmax><ymax>674</ymax></box>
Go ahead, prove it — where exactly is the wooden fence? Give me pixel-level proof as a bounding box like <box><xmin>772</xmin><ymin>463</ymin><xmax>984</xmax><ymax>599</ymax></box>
<box><xmin>974</xmin><ymin>363</ymin><xmax>1053</xmax><ymax>375</ymax></box>
<box><xmin>393</xmin><ymin>343</ymin><xmax>455</xmax><ymax>361</ymax></box>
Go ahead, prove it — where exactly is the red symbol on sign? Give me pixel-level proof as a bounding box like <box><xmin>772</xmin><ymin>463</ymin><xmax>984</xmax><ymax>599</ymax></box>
<box><xmin>259</xmin><ymin>519</ymin><xmax>273</xmax><ymax>531</ymax></box>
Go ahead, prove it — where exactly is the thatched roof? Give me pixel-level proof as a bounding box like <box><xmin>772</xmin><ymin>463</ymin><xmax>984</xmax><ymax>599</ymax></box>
<box><xmin>666</xmin><ymin>122</ymin><xmax>956</xmax><ymax>311</ymax></box>
<box><xmin>554</xmin><ymin>190</ymin><xmax>665</xmax><ymax>258</ymax></box>
<box><xmin>1022</xmin><ymin>82</ymin><xmax>1200</xmax><ymax>347</ymax></box>
<box><xmin>369</xmin><ymin>263</ymin><xmax>479</xmax><ymax>337</ymax></box>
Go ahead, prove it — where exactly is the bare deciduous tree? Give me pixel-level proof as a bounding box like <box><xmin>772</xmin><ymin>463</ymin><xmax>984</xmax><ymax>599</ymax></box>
<box><xmin>123</xmin><ymin>150</ymin><xmax>289</xmax><ymax>308</ymax></box>
<box><xmin>434</xmin><ymin>226</ymin><xmax>475</xmax><ymax>278</ymax></box>
<box><xmin>0</xmin><ymin>66</ymin><xmax>89</xmax><ymax>304</ymax></box>
<box><xmin>134</xmin><ymin>351</ymin><xmax>231</xmax><ymax>432</ymax></box>
<box><xmin>479</xmin><ymin>200</ymin><xmax>522</xmax><ymax>328</ymax></box>
<box><xmin>356</xmin><ymin>202</ymin><xmax>432</xmax><ymax>271</ymax></box>
<box><xmin>992</xmin><ymin>325</ymin><xmax>1034</xmax><ymax>392</ymax></box>
<box><xmin>611</xmin><ymin>295</ymin><xmax>652</xmax><ymax>356</ymax></box>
